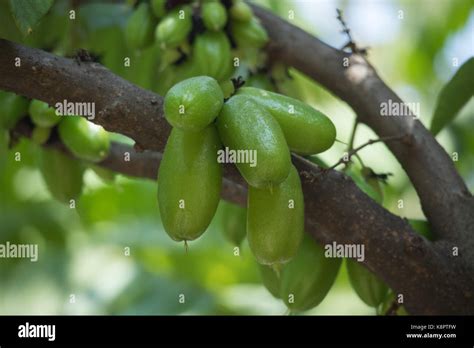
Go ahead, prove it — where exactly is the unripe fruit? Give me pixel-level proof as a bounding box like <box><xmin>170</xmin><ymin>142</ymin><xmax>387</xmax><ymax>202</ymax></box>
<box><xmin>0</xmin><ymin>128</ymin><xmax>9</xmax><ymax>156</ymax></box>
<box><xmin>58</xmin><ymin>117</ymin><xmax>110</xmax><ymax>163</ymax></box>
<box><xmin>158</xmin><ymin>126</ymin><xmax>222</xmax><ymax>242</ymax></box>
<box><xmin>39</xmin><ymin>148</ymin><xmax>84</xmax><ymax>204</ymax></box>
<box><xmin>216</xmin><ymin>95</ymin><xmax>291</xmax><ymax>188</ymax></box>
<box><xmin>408</xmin><ymin>219</ymin><xmax>434</xmax><ymax>241</ymax></box>
<box><xmin>347</xmin><ymin>168</ymin><xmax>383</xmax><ymax>204</ymax></box>
<box><xmin>91</xmin><ymin>165</ymin><xmax>116</xmax><ymax>183</ymax></box>
<box><xmin>125</xmin><ymin>3</ymin><xmax>156</xmax><ymax>50</ymax></box>
<box><xmin>246</xmin><ymin>74</ymin><xmax>275</xmax><ymax>92</ymax></box>
<box><xmin>31</xmin><ymin>126</ymin><xmax>52</xmax><ymax>145</ymax></box>
<box><xmin>346</xmin><ymin>259</ymin><xmax>389</xmax><ymax>308</ymax></box>
<box><xmin>220</xmin><ymin>201</ymin><xmax>246</xmax><ymax>246</ymax></box>
<box><xmin>229</xmin><ymin>0</ymin><xmax>253</xmax><ymax>22</ymax></box>
<box><xmin>259</xmin><ymin>264</ymin><xmax>281</xmax><ymax>298</ymax></box>
<box><xmin>202</xmin><ymin>2</ymin><xmax>228</xmax><ymax>31</ymax></box>
<box><xmin>247</xmin><ymin>165</ymin><xmax>304</xmax><ymax>266</ymax></box>
<box><xmin>29</xmin><ymin>100</ymin><xmax>61</xmax><ymax>128</ymax></box>
<box><xmin>219</xmin><ymin>80</ymin><xmax>235</xmax><ymax>99</ymax></box>
<box><xmin>155</xmin><ymin>6</ymin><xmax>192</xmax><ymax>49</ymax></box>
<box><xmin>151</xmin><ymin>0</ymin><xmax>166</xmax><ymax>18</ymax></box>
<box><xmin>164</xmin><ymin>76</ymin><xmax>224</xmax><ymax>131</ymax></box>
<box><xmin>237</xmin><ymin>87</ymin><xmax>336</xmax><ymax>155</ymax></box>
<box><xmin>361</xmin><ymin>167</ymin><xmax>384</xmax><ymax>203</ymax></box>
<box><xmin>0</xmin><ymin>91</ymin><xmax>28</xmax><ymax>129</ymax></box>
<box><xmin>280</xmin><ymin>234</ymin><xmax>341</xmax><ymax>313</ymax></box>
<box><xmin>231</xmin><ymin>18</ymin><xmax>268</xmax><ymax>48</ymax></box>
<box><xmin>193</xmin><ymin>31</ymin><xmax>233</xmax><ymax>81</ymax></box>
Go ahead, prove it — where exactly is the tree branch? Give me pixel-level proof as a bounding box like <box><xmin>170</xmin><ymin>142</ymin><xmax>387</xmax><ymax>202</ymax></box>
<box><xmin>252</xmin><ymin>5</ymin><xmax>474</xmax><ymax>254</ymax></box>
<box><xmin>1</xmin><ymin>38</ymin><xmax>473</xmax><ymax>314</ymax></box>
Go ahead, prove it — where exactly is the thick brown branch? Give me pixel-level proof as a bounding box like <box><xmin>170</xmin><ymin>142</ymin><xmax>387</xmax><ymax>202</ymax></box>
<box><xmin>252</xmin><ymin>5</ymin><xmax>474</xmax><ymax>252</ymax></box>
<box><xmin>2</xmin><ymin>39</ymin><xmax>473</xmax><ymax>314</ymax></box>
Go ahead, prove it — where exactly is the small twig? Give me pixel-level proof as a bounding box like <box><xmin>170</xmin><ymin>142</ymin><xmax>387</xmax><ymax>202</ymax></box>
<box><xmin>336</xmin><ymin>9</ymin><xmax>368</xmax><ymax>55</ymax></box>
<box><xmin>328</xmin><ymin>134</ymin><xmax>405</xmax><ymax>170</ymax></box>
<box><xmin>384</xmin><ymin>299</ymin><xmax>401</xmax><ymax>316</ymax></box>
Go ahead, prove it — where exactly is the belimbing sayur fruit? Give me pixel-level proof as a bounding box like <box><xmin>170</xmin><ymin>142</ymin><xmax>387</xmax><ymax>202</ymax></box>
<box><xmin>157</xmin><ymin>126</ymin><xmax>222</xmax><ymax>243</ymax></box>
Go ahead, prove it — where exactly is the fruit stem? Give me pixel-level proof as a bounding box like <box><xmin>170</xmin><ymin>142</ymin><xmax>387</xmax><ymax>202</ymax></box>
<box><xmin>184</xmin><ymin>240</ymin><xmax>189</xmax><ymax>253</ymax></box>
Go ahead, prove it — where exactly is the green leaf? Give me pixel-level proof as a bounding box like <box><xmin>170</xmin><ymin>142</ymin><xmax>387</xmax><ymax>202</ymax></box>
<box><xmin>8</xmin><ymin>0</ymin><xmax>54</xmax><ymax>35</ymax></box>
<box><xmin>431</xmin><ymin>57</ymin><xmax>474</xmax><ymax>135</ymax></box>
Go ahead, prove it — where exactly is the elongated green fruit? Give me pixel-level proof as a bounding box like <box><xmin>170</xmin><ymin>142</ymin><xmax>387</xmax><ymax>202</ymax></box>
<box><xmin>39</xmin><ymin>148</ymin><xmax>84</xmax><ymax>204</ymax></box>
<box><xmin>408</xmin><ymin>219</ymin><xmax>434</xmax><ymax>241</ymax></box>
<box><xmin>231</xmin><ymin>18</ymin><xmax>268</xmax><ymax>48</ymax></box>
<box><xmin>158</xmin><ymin>126</ymin><xmax>222</xmax><ymax>242</ymax></box>
<box><xmin>0</xmin><ymin>91</ymin><xmax>28</xmax><ymax>129</ymax></box>
<box><xmin>202</xmin><ymin>2</ymin><xmax>228</xmax><ymax>31</ymax></box>
<box><xmin>58</xmin><ymin>117</ymin><xmax>110</xmax><ymax>163</ymax></box>
<box><xmin>151</xmin><ymin>0</ymin><xmax>166</xmax><ymax>18</ymax></box>
<box><xmin>193</xmin><ymin>31</ymin><xmax>233</xmax><ymax>81</ymax></box>
<box><xmin>125</xmin><ymin>3</ymin><xmax>156</xmax><ymax>50</ymax></box>
<box><xmin>237</xmin><ymin>87</ymin><xmax>336</xmax><ymax>154</ymax></box>
<box><xmin>247</xmin><ymin>165</ymin><xmax>304</xmax><ymax>266</ymax></box>
<box><xmin>0</xmin><ymin>128</ymin><xmax>9</xmax><ymax>157</ymax></box>
<box><xmin>229</xmin><ymin>0</ymin><xmax>253</xmax><ymax>22</ymax></box>
<box><xmin>29</xmin><ymin>100</ymin><xmax>61</xmax><ymax>128</ymax></box>
<box><xmin>164</xmin><ymin>76</ymin><xmax>224</xmax><ymax>131</ymax></box>
<box><xmin>31</xmin><ymin>126</ymin><xmax>52</xmax><ymax>145</ymax></box>
<box><xmin>347</xmin><ymin>167</ymin><xmax>383</xmax><ymax>204</ymax></box>
<box><xmin>155</xmin><ymin>6</ymin><xmax>192</xmax><ymax>48</ymax></box>
<box><xmin>259</xmin><ymin>264</ymin><xmax>281</xmax><ymax>298</ymax></box>
<box><xmin>246</xmin><ymin>74</ymin><xmax>275</xmax><ymax>92</ymax></box>
<box><xmin>216</xmin><ymin>95</ymin><xmax>291</xmax><ymax>188</ymax></box>
<box><xmin>220</xmin><ymin>201</ymin><xmax>246</xmax><ymax>246</ymax></box>
<box><xmin>346</xmin><ymin>259</ymin><xmax>388</xmax><ymax>308</ymax></box>
<box><xmin>280</xmin><ymin>234</ymin><xmax>341</xmax><ymax>313</ymax></box>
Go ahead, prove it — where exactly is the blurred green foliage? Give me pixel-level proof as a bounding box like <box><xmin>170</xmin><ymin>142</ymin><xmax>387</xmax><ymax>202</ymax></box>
<box><xmin>0</xmin><ymin>0</ymin><xmax>472</xmax><ymax>315</ymax></box>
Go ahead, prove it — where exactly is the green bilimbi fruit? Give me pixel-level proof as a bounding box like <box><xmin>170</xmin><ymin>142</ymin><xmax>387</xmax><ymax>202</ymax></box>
<box><xmin>237</xmin><ymin>87</ymin><xmax>336</xmax><ymax>155</ymax></box>
<box><xmin>408</xmin><ymin>219</ymin><xmax>434</xmax><ymax>241</ymax></box>
<box><xmin>259</xmin><ymin>264</ymin><xmax>281</xmax><ymax>298</ymax></box>
<box><xmin>39</xmin><ymin>148</ymin><xmax>84</xmax><ymax>204</ymax></box>
<box><xmin>202</xmin><ymin>1</ymin><xmax>228</xmax><ymax>31</ymax></box>
<box><xmin>246</xmin><ymin>74</ymin><xmax>275</xmax><ymax>92</ymax></box>
<box><xmin>361</xmin><ymin>167</ymin><xmax>384</xmax><ymax>203</ymax></box>
<box><xmin>229</xmin><ymin>0</ymin><xmax>253</xmax><ymax>22</ymax></box>
<box><xmin>125</xmin><ymin>3</ymin><xmax>156</xmax><ymax>50</ymax></box>
<box><xmin>346</xmin><ymin>259</ymin><xmax>389</xmax><ymax>308</ymax></box>
<box><xmin>29</xmin><ymin>100</ymin><xmax>61</xmax><ymax>128</ymax></box>
<box><xmin>280</xmin><ymin>234</ymin><xmax>341</xmax><ymax>313</ymax></box>
<box><xmin>91</xmin><ymin>165</ymin><xmax>116</xmax><ymax>184</ymax></box>
<box><xmin>220</xmin><ymin>201</ymin><xmax>246</xmax><ymax>246</ymax></box>
<box><xmin>0</xmin><ymin>91</ymin><xmax>29</xmax><ymax>129</ymax></box>
<box><xmin>151</xmin><ymin>0</ymin><xmax>167</xmax><ymax>18</ymax></box>
<box><xmin>231</xmin><ymin>18</ymin><xmax>268</xmax><ymax>48</ymax></box>
<box><xmin>216</xmin><ymin>95</ymin><xmax>291</xmax><ymax>188</ymax></box>
<box><xmin>158</xmin><ymin>126</ymin><xmax>222</xmax><ymax>242</ymax></box>
<box><xmin>247</xmin><ymin>165</ymin><xmax>304</xmax><ymax>266</ymax></box>
<box><xmin>164</xmin><ymin>76</ymin><xmax>224</xmax><ymax>131</ymax></box>
<box><xmin>155</xmin><ymin>6</ymin><xmax>193</xmax><ymax>48</ymax></box>
<box><xmin>219</xmin><ymin>80</ymin><xmax>235</xmax><ymax>99</ymax></box>
<box><xmin>347</xmin><ymin>168</ymin><xmax>383</xmax><ymax>204</ymax></box>
<box><xmin>58</xmin><ymin>117</ymin><xmax>110</xmax><ymax>163</ymax></box>
<box><xmin>193</xmin><ymin>31</ymin><xmax>233</xmax><ymax>81</ymax></box>
<box><xmin>31</xmin><ymin>126</ymin><xmax>52</xmax><ymax>145</ymax></box>
<box><xmin>0</xmin><ymin>128</ymin><xmax>9</xmax><ymax>156</ymax></box>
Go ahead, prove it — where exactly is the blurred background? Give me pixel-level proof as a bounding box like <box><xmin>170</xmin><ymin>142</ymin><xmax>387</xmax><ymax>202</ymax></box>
<box><xmin>0</xmin><ymin>0</ymin><xmax>473</xmax><ymax>315</ymax></box>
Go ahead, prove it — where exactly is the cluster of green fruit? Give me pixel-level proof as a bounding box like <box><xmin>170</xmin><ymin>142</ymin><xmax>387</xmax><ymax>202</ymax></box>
<box><xmin>0</xmin><ymin>91</ymin><xmax>110</xmax><ymax>204</ymax></box>
<box><xmin>125</xmin><ymin>0</ymin><xmax>272</xmax><ymax>95</ymax></box>
<box><xmin>157</xmin><ymin>75</ymin><xmax>339</xmax><ymax>312</ymax></box>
